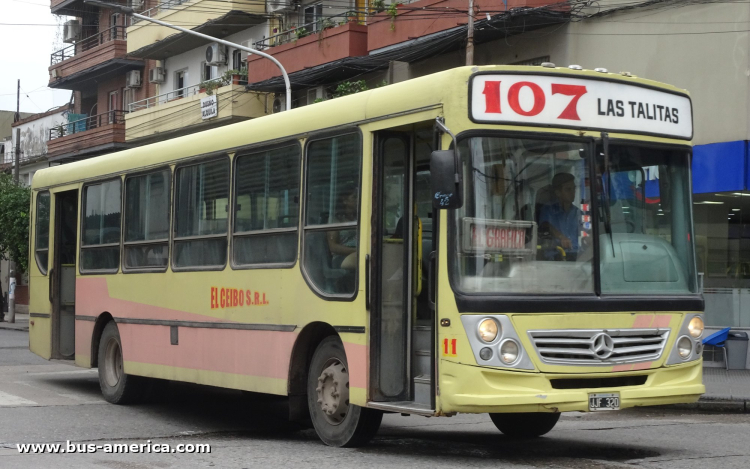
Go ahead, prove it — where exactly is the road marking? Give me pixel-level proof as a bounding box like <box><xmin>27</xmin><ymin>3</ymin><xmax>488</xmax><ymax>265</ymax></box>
<box><xmin>0</xmin><ymin>390</ymin><xmax>37</xmax><ymax>407</ymax></box>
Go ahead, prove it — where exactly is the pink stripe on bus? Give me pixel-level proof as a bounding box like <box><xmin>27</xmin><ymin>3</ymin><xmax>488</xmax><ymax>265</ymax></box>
<box><xmin>75</xmin><ymin>320</ymin><xmax>95</xmax><ymax>357</ymax></box>
<box><xmin>632</xmin><ymin>315</ymin><xmax>654</xmax><ymax>328</ymax></box>
<box><xmin>631</xmin><ymin>361</ymin><xmax>652</xmax><ymax>371</ymax></box>
<box><xmin>612</xmin><ymin>364</ymin><xmax>632</xmax><ymax>372</ymax></box>
<box><xmin>343</xmin><ymin>342</ymin><xmax>368</xmax><ymax>389</ymax></box>
<box><xmin>652</xmin><ymin>315</ymin><xmax>672</xmax><ymax>328</ymax></box>
<box><xmin>119</xmin><ymin>323</ymin><xmax>295</xmax><ymax>380</ymax></box>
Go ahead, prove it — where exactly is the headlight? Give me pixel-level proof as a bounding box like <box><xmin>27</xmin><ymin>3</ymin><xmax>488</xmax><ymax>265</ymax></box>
<box><xmin>677</xmin><ymin>336</ymin><xmax>693</xmax><ymax>359</ymax></box>
<box><xmin>478</xmin><ymin>319</ymin><xmax>500</xmax><ymax>343</ymax></box>
<box><xmin>500</xmin><ymin>339</ymin><xmax>520</xmax><ymax>364</ymax></box>
<box><xmin>688</xmin><ymin>316</ymin><xmax>704</xmax><ymax>338</ymax></box>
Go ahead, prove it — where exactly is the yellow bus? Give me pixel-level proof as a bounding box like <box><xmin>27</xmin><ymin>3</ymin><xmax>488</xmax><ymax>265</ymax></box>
<box><xmin>28</xmin><ymin>65</ymin><xmax>704</xmax><ymax>447</ymax></box>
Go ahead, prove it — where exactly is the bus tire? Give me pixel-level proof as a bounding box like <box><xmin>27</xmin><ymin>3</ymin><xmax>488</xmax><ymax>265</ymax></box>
<box><xmin>307</xmin><ymin>336</ymin><xmax>382</xmax><ymax>447</ymax></box>
<box><xmin>489</xmin><ymin>412</ymin><xmax>560</xmax><ymax>438</ymax></box>
<box><xmin>98</xmin><ymin>321</ymin><xmax>143</xmax><ymax>404</ymax></box>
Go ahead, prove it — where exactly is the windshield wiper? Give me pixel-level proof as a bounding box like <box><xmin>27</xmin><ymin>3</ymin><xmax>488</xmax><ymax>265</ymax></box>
<box><xmin>601</xmin><ymin>132</ymin><xmax>616</xmax><ymax>258</ymax></box>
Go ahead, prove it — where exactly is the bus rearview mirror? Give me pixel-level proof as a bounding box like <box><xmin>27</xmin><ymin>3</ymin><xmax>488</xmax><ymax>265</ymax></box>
<box><xmin>431</xmin><ymin>150</ymin><xmax>463</xmax><ymax>209</ymax></box>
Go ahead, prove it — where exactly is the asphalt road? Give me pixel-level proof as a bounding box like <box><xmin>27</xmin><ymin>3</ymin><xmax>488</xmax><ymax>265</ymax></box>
<box><xmin>1</xmin><ymin>328</ymin><xmax>749</xmax><ymax>468</ymax></box>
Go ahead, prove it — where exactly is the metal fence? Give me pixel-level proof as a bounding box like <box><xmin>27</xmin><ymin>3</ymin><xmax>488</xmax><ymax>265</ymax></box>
<box><xmin>132</xmin><ymin>0</ymin><xmax>190</xmax><ymax>25</ymax></box>
<box><xmin>253</xmin><ymin>11</ymin><xmax>361</xmax><ymax>50</ymax></box>
<box><xmin>51</xmin><ymin>26</ymin><xmax>128</xmax><ymax>66</ymax></box>
<box><xmin>128</xmin><ymin>78</ymin><xmax>224</xmax><ymax>112</ymax></box>
<box><xmin>49</xmin><ymin>110</ymin><xmax>128</xmax><ymax>141</ymax></box>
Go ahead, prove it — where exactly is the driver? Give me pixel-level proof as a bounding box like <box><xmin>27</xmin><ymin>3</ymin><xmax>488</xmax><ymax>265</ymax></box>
<box><xmin>539</xmin><ymin>172</ymin><xmax>582</xmax><ymax>260</ymax></box>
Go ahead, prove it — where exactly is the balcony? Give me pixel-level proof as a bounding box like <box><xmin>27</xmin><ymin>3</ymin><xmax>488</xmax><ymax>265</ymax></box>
<box><xmin>127</xmin><ymin>0</ymin><xmax>266</xmax><ymax>56</ymax></box>
<box><xmin>247</xmin><ymin>20</ymin><xmax>368</xmax><ymax>84</ymax></box>
<box><xmin>367</xmin><ymin>0</ymin><xmax>565</xmax><ymax>52</ymax></box>
<box><xmin>125</xmin><ymin>82</ymin><xmax>266</xmax><ymax>143</ymax></box>
<box><xmin>51</xmin><ymin>0</ymin><xmax>87</xmax><ymax>16</ymax></box>
<box><xmin>47</xmin><ymin>111</ymin><xmax>130</xmax><ymax>161</ymax></box>
<box><xmin>49</xmin><ymin>26</ymin><xmax>143</xmax><ymax>92</ymax></box>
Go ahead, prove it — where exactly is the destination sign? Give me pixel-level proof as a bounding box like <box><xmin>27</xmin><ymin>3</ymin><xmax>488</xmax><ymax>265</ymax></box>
<box><xmin>462</xmin><ymin>218</ymin><xmax>536</xmax><ymax>254</ymax></box>
<box><xmin>470</xmin><ymin>74</ymin><xmax>693</xmax><ymax>139</ymax></box>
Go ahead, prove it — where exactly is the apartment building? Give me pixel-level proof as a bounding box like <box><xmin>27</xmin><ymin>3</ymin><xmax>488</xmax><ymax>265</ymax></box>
<box><xmin>48</xmin><ymin>0</ymin><xmax>155</xmax><ymax>162</ymax></box>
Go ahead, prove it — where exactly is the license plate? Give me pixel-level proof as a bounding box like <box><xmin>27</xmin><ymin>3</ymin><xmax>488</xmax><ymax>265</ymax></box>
<box><xmin>588</xmin><ymin>393</ymin><xmax>620</xmax><ymax>411</ymax></box>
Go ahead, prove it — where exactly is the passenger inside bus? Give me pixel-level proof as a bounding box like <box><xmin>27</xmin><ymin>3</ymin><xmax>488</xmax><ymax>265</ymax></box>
<box><xmin>327</xmin><ymin>183</ymin><xmax>359</xmax><ymax>271</ymax></box>
<box><xmin>538</xmin><ymin>172</ymin><xmax>582</xmax><ymax>261</ymax></box>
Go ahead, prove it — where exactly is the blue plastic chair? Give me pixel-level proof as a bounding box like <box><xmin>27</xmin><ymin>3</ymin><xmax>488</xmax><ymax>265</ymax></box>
<box><xmin>703</xmin><ymin>327</ymin><xmax>731</xmax><ymax>370</ymax></box>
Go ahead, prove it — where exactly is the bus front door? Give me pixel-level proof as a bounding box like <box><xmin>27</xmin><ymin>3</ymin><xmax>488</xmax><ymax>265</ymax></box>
<box><xmin>371</xmin><ymin>128</ymin><xmax>434</xmax><ymax>411</ymax></box>
<box><xmin>50</xmin><ymin>190</ymin><xmax>78</xmax><ymax>359</ymax></box>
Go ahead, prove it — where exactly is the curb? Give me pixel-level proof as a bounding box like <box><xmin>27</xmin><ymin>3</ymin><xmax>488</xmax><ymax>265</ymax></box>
<box><xmin>663</xmin><ymin>399</ymin><xmax>750</xmax><ymax>413</ymax></box>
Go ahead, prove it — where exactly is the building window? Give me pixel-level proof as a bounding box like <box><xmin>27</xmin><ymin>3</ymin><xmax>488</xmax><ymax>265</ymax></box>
<box><xmin>124</xmin><ymin>170</ymin><xmax>170</xmax><ymax>270</ymax></box>
<box><xmin>35</xmin><ymin>191</ymin><xmax>51</xmax><ymax>275</ymax></box>
<box><xmin>304</xmin><ymin>3</ymin><xmax>324</xmax><ymax>31</ymax></box>
<box><xmin>232</xmin><ymin>49</ymin><xmax>243</xmax><ymax>70</ymax></box>
<box><xmin>81</xmin><ymin>179</ymin><xmax>122</xmax><ymax>272</ymax></box>
<box><xmin>111</xmin><ymin>13</ymin><xmax>121</xmax><ymax>40</ymax></box>
<box><xmin>201</xmin><ymin>62</ymin><xmax>213</xmax><ymax>81</ymax></box>
<box><xmin>233</xmin><ymin>144</ymin><xmax>300</xmax><ymax>266</ymax></box>
<box><xmin>175</xmin><ymin>70</ymin><xmax>187</xmax><ymax>98</ymax></box>
<box><xmin>173</xmin><ymin>158</ymin><xmax>229</xmax><ymax>269</ymax></box>
<box><xmin>108</xmin><ymin>90</ymin><xmax>118</xmax><ymax>124</ymax></box>
<box><xmin>122</xmin><ymin>88</ymin><xmax>134</xmax><ymax>113</ymax></box>
<box><xmin>303</xmin><ymin>133</ymin><xmax>361</xmax><ymax>296</ymax></box>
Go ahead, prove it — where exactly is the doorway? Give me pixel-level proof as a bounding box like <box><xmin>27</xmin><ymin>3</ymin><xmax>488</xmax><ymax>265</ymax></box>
<box><xmin>52</xmin><ymin>190</ymin><xmax>78</xmax><ymax>359</ymax></box>
<box><xmin>370</xmin><ymin>125</ymin><xmax>435</xmax><ymax>410</ymax></box>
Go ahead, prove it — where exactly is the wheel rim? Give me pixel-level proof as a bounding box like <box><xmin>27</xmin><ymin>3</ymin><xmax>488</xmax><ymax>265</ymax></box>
<box><xmin>315</xmin><ymin>358</ymin><xmax>350</xmax><ymax>425</ymax></box>
<box><xmin>104</xmin><ymin>337</ymin><xmax>123</xmax><ymax>388</ymax></box>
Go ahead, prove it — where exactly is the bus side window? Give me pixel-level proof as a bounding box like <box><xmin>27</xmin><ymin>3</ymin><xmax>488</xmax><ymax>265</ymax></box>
<box><xmin>233</xmin><ymin>144</ymin><xmax>300</xmax><ymax>267</ymax></box>
<box><xmin>303</xmin><ymin>133</ymin><xmax>361</xmax><ymax>296</ymax></box>
<box><xmin>123</xmin><ymin>169</ymin><xmax>170</xmax><ymax>271</ymax></box>
<box><xmin>81</xmin><ymin>179</ymin><xmax>122</xmax><ymax>272</ymax></box>
<box><xmin>173</xmin><ymin>157</ymin><xmax>230</xmax><ymax>270</ymax></box>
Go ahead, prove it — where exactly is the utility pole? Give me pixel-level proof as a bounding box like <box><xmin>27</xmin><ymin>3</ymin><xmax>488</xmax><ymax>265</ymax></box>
<box><xmin>466</xmin><ymin>0</ymin><xmax>474</xmax><ymax>66</ymax></box>
<box><xmin>8</xmin><ymin>80</ymin><xmax>20</xmax><ymax>323</ymax></box>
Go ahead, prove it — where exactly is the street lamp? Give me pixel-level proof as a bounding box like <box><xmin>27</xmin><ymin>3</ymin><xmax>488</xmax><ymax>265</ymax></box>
<box><xmin>84</xmin><ymin>0</ymin><xmax>292</xmax><ymax>111</ymax></box>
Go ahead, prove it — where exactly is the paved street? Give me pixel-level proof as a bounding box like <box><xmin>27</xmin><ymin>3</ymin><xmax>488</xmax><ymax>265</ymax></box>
<box><xmin>1</xmin><ymin>327</ymin><xmax>750</xmax><ymax>468</ymax></box>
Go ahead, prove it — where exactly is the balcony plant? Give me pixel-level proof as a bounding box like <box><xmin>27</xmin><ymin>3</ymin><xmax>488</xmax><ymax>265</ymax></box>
<box><xmin>370</xmin><ymin>0</ymin><xmax>385</xmax><ymax>13</ymax></box>
<box><xmin>295</xmin><ymin>27</ymin><xmax>310</xmax><ymax>40</ymax></box>
<box><xmin>200</xmin><ymin>69</ymin><xmax>249</xmax><ymax>96</ymax></box>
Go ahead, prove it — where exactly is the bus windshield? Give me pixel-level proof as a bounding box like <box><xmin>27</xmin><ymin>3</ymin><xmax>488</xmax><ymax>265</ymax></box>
<box><xmin>452</xmin><ymin>135</ymin><xmax>697</xmax><ymax>296</ymax></box>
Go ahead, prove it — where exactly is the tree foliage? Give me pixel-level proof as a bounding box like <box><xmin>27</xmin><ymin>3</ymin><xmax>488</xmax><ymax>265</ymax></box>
<box><xmin>0</xmin><ymin>173</ymin><xmax>31</xmax><ymax>273</ymax></box>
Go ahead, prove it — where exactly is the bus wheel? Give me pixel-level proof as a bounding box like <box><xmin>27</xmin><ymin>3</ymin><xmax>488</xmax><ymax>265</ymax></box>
<box><xmin>98</xmin><ymin>321</ymin><xmax>143</xmax><ymax>404</ymax></box>
<box><xmin>489</xmin><ymin>412</ymin><xmax>560</xmax><ymax>438</ymax></box>
<box><xmin>307</xmin><ymin>336</ymin><xmax>382</xmax><ymax>447</ymax></box>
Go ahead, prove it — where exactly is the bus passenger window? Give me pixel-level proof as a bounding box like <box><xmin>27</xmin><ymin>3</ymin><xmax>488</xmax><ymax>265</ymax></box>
<box><xmin>124</xmin><ymin>170</ymin><xmax>170</xmax><ymax>270</ymax></box>
<box><xmin>35</xmin><ymin>191</ymin><xmax>51</xmax><ymax>275</ymax></box>
<box><xmin>233</xmin><ymin>145</ymin><xmax>300</xmax><ymax>266</ymax></box>
<box><xmin>173</xmin><ymin>158</ymin><xmax>229</xmax><ymax>269</ymax></box>
<box><xmin>81</xmin><ymin>179</ymin><xmax>122</xmax><ymax>272</ymax></box>
<box><xmin>303</xmin><ymin>133</ymin><xmax>361</xmax><ymax>296</ymax></box>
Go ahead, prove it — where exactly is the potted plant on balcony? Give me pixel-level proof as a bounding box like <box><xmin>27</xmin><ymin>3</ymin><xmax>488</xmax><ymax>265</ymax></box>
<box><xmin>370</xmin><ymin>0</ymin><xmax>385</xmax><ymax>13</ymax></box>
<box><xmin>295</xmin><ymin>27</ymin><xmax>310</xmax><ymax>40</ymax></box>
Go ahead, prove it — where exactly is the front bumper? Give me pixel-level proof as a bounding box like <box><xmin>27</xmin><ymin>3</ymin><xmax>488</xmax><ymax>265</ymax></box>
<box><xmin>439</xmin><ymin>358</ymin><xmax>704</xmax><ymax>414</ymax></box>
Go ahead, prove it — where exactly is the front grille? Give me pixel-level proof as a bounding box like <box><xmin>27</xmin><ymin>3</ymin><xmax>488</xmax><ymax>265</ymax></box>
<box><xmin>528</xmin><ymin>328</ymin><xmax>670</xmax><ymax>366</ymax></box>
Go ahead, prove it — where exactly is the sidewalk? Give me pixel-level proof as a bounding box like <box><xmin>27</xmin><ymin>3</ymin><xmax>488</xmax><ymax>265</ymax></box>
<box><xmin>0</xmin><ymin>304</ymin><xmax>29</xmax><ymax>332</ymax></box>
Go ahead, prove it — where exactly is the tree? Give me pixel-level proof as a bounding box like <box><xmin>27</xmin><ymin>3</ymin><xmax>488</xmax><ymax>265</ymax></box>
<box><xmin>0</xmin><ymin>173</ymin><xmax>31</xmax><ymax>274</ymax></box>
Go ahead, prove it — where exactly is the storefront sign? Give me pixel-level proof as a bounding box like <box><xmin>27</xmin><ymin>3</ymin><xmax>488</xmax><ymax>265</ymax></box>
<box><xmin>470</xmin><ymin>74</ymin><xmax>693</xmax><ymax>139</ymax></box>
<box><xmin>201</xmin><ymin>95</ymin><xmax>217</xmax><ymax>120</ymax></box>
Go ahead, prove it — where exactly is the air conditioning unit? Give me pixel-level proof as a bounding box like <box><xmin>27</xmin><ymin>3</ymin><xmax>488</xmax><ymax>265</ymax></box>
<box><xmin>149</xmin><ymin>67</ymin><xmax>166</xmax><ymax>84</ymax></box>
<box><xmin>128</xmin><ymin>0</ymin><xmax>144</xmax><ymax>9</ymax></box>
<box><xmin>307</xmin><ymin>86</ymin><xmax>325</xmax><ymax>104</ymax></box>
<box><xmin>50</xmin><ymin>69</ymin><xmax>59</xmax><ymax>79</ymax></box>
<box><xmin>205</xmin><ymin>43</ymin><xmax>227</xmax><ymax>66</ymax></box>
<box><xmin>126</xmin><ymin>70</ymin><xmax>142</xmax><ymax>88</ymax></box>
<box><xmin>273</xmin><ymin>96</ymin><xmax>286</xmax><ymax>113</ymax></box>
<box><xmin>63</xmin><ymin>20</ymin><xmax>81</xmax><ymax>43</ymax></box>
<box><xmin>267</xmin><ymin>0</ymin><xmax>291</xmax><ymax>13</ymax></box>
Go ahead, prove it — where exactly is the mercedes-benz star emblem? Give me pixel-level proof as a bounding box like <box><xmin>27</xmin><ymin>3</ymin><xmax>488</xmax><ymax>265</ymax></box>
<box><xmin>591</xmin><ymin>333</ymin><xmax>615</xmax><ymax>359</ymax></box>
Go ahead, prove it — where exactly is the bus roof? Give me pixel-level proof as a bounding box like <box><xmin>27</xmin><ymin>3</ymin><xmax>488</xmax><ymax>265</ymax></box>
<box><xmin>32</xmin><ymin>65</ymin><xmax>689</xmax><ymax>190</ymax></box>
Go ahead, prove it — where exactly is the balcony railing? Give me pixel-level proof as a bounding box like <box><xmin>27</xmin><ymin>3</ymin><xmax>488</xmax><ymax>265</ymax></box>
<box><xmin>49</xmin><ymin>110</ymin><xmax>128</xmax><ymax>141</ymax></box>
<box><xmin>128</xmin><ymin>78</ymin><xmax>225</xmax><ymax>112</ymax></box>
<box><xmin>131</xmin><ymin>0</ymin><xmax>191</xmax><ymax>24</ymax></box>
<box><xmin>253</xmin><ymin>11</ymin><xmax>361</xmax><ymax>50</ymax></box>
<box><xmin>51</xmin><ymin>26</ymin><xmax>128</xmax><ymax>66</ymax></box>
